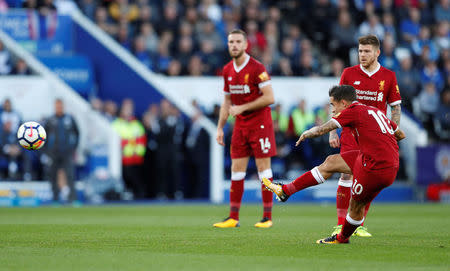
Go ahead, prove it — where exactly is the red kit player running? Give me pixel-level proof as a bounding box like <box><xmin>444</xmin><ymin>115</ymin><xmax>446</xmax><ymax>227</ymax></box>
<box><xmin>262</xmin><ymin>85</ymin><xmax>405</xmax><ymax>243</ymax></box>
<box><xmin>213</xmin><ymin>29</ymin><xmax>277</xmax><ymax>228</ymax></box>
<box><xmin>329</xmin><ymin>35</ymin><xmax>402</xmax><ymax>237</ymax></box>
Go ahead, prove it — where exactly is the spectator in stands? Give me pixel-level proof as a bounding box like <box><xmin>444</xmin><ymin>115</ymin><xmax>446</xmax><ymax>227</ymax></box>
<box><xmin>244</xmin><ymin>20</ymin><xmax>267</xmax><ymax>59</ymax></box>
<box><xmin>197</xmin><ymin>19</ymin><xmax>225</xmax><ymax>52</ymax></box>
<box><xmin>309</xmin><ymin>0</ymin><xmax>336</xmax><ymax>49</ymax></box>
<box><xmin>198</xmin><ymin>0</ymin><xmax>222</xmax><ymax>23</ymax></box>
<box><xmin>434</xmin><ymin>0</ymin><xmax>450</xmax><ymax>23</ymax></box>
<box><xmin>116</xmin><ymin>23</ymin><xmax>131</xmax><ymax>50</ymax></box>
<box><xmin>166</xmin><ymin>60</ymin><xmax>182</xmax><ymax>76</ymax></box>
<box><xmin>44</xmin><ymin>99</ymin><xmax>79</xmax><ymax>203</ymax></box>
<box><xmin>108</xmin><ymin>0</ymin><xmax>139</xmax><ymax>23</ymax></box>
<box><xmin>330</xmin><ymin>10</ymin><xmax>358</xmax><ymax>64</ymax></box>
<box><xmin>0</xmin><ymin>120</ymin><xmax>22</xmax><ymax>180</ymax></box>
<box><xmin>328</xmin><ymin>58</ymin><xmax>345</xmax><ymax>77</ymax></box>
<box><xmin>0</xmin><ymin>98</ymin><xmax>21</xmax><ymax>132</ymax></box>
<box><xmin>0</xmin><ymin>41</ymin><xmax>11</xmax><ymax>75</ymax></box>
<box><xmin>90</xmin><ymin>97</ymin><xmax>103</xmax><ymax>113</ymax></box>
<box><xmin>133</xmin><ymin>35</ymin><xmax>153</xmax><ymax>70</ymax></box>
<box><xmin>10</xmin><ymin>59</ymin><xmax>32</xmax><ymax>75</ymax></box>
<box><xmin>381</xmin><ymin>13</ymin><xmax>397</xmax><ymax>42</ymax></box>
<box><xmin>276</xmin><ymin>57</ymin><xmax>294</xmax><ymax>76</ymax></box>
<box><xmin>112</xmin><ymin>99</ymin><xmax>146</xmax><ymax>199</ymax></box>
<box><xmin>280</xmin><ymin>38</ymin><xmax>298</xmax><ymax>67</ymax></box>
<box><xmin>95</xmin><ymin>7</ymin><xmax>118</xmax><ymax>36</ymax></box>
<box><xmin>421</xmin><ymin>60</ymin><xmax>444</xmax><ymax>92</ymax></box>
<box><xmin>103</xmin><ymin>100</ymin><xmax>117</xmax><ymax>122</ymax></box>
<box><xmin>399</xmin><ymin>7</ymin><xmax>421</xmax><ymax>44</ymax></box>
<box><xmin>417</xmin><ymin>82</ymin><xmax>439</xmax><ymax>138</ymax></box>
<box><xmin>139</xmin><ymin>22</ymin><xmax>159</xmax><ymax>55</ymax></box>
<box><xmin>158</xmin><ymin>3</ymin><xmax>178</xmax><ymax>33</ymax></box>
<box><xmin>434</xmin><ymin>88</ymin><xmax>450</xmax><ymax>141</ymax></box>
<box><xmin>396</xmin><ymin>55</ymin><xmax>420</xmax><ymax>112</ymax></box>
<box><xmin>434</xmin><ymin>21</ymin><xmax>449</xmax><ymax>51</ymax></box>
<box><xmin>358</xmin><ymin>14</ymin><xmax>385</xmax><ymax>40</ymax></box>
<box><xmin>187</xmin><ymin>55</ymin><xmax>204</xmax><ymax>76</ymax></box>
<box><xmin>78</xmin><ymin>0</ymin><xmax>97</xmax><ymax>20</ymax></box>
<box><xmin>379</xmin><ymin>34</ymin><xmax>400</xmax><ymax>71</ymax></box>
<box><xmin>295</xmin><ymin>52</ymin><xmax>320</xmax><ymax>77</ymax></box>
<box><xmin>412</xmin><ymin>26</ymin><xmax>439</xmax><ymax>62</ymax></box>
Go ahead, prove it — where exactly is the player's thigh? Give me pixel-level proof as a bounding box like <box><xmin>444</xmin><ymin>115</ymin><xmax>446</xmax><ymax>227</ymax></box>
<box><xmin>248</xmin><ymin>122</ymin><xmax>277</xmax><ymax>158</ymax></box>
<box><xmin>231</xmin><ymin>157</ymin><xmax>250</xmax><ymax>172</ymax></box>
<box><xmin>230</xmin><ymin>125</ymin><xmax>252</xmax><ymax>159</ymax></box>
<box><xmin>319</xmin><ymin>154</ymin><xmax>352</xmax><ymax>175</ymax></box>
<box><xmin>351</xmin><ymin>166</ymin><xmax>398</xmax><ymax>203</ymax></box>
<box><xmin>255</xmin><ymin>157</ymin><xmax>271</xmax><ymax>172</ymax></box>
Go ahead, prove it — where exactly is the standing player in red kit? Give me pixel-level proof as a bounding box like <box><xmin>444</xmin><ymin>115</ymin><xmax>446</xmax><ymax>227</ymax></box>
<box><xmin>329</xmin><ymin>35</ymin><xmax>402</xmax><ymax>237</ymax></box>
<box><xmin>213</xmin><ymin>29</ymin><xmax>276</xmax><ymax>228</ymax></box>
<box><xmin>262</xmin><ymin>85</ymin><xmax>405</xmax><ymax>243</ymax></box>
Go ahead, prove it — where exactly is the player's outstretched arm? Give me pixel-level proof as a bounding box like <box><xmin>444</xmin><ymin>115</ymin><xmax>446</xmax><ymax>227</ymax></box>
<box><xmin>391</xmin><ymin>104</ymin><xmax>401</xmax><ymax>125</ymax></box>
<box><xmin>229</xmin><ymin>84</ymin><xmax>274</xmax><ymax>117</ymax></box>
<box><xmin>216</xmin><ymin>95</ymin><xmax>231</xmax><ymax>146</ymax></box>
<box><xmin>296</xmin><ymin>120</ymin><xmax>339</xmax><ymax>146</ymax></box>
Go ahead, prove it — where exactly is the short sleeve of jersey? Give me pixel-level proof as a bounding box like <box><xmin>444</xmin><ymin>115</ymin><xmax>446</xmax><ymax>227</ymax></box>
<box><xmin>254</xmin><ymin>63</ymin><xmax>271</xmax><ymax>88</ymax></box>
<box><xmin>339</xmin><ymin>68</ymin><xmax>349</xmax><ymax>85</ymax></box>
<box><xmin>387</xmin><ymin>72</ymin><xmax>401</xmax><ymax>106</ymax></box>
<box><xmin>223</xmin><ymin>68</ymin><xmax>230</xmax><ymax>94</ymax></box>
<box><xmin>332</xmin><ymin>106</ymin><xmax>356</xmax><ymax>128</ymax></box>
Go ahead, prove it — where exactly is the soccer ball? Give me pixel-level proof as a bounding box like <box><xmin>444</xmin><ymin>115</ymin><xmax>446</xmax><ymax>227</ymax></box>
<box><xmin>17</xmin><ymin>121</ymin><xmax>46</xmax><ymax>150</ymax></box>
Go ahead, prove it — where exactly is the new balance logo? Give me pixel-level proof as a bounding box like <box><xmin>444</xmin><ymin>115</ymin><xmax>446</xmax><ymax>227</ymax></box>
<box><xmin>228</xmin><ymin>77</ymin><xmax>232</xmax><ymax>81</ymax></box>
<box><xmin>353</xmin><ymin>81</ymin><xmax>360</xmax><ymax>85</ymax></box>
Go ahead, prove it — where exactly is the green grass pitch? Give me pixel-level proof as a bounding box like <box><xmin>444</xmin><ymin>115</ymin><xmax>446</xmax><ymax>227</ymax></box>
<box><xmin>0</xmin><ymin>203</ymin><xmax>448</xmax><ymax>271</ymax></box>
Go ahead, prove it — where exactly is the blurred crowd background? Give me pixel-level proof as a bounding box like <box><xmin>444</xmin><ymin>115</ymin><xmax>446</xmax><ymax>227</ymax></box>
<box><xmin>0</xmin><ymin>0</ymin><xmax>449</xmax><ymax>201</ymax></box>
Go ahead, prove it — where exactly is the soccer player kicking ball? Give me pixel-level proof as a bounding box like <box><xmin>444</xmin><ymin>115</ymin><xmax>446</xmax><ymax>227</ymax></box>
<box><xmin>330</xmin><ymin>35</ymin><xmax>402</xmax><ymax>237</ymax></box>
<box><xmin>262</xmin><ymin>85</ymin><xmax>405</xmax><ymax>244</ymax></box>
<box><xmin>213</xmin><ymin>29</ymin><xmax>277</xmax><ymax>228</ymax></box>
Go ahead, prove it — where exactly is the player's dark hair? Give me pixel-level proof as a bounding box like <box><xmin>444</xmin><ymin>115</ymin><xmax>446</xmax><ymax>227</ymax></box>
<box><xmin>329</xmin><ymin>85</ymin><xmax>357</xmax><ymax>102</ymax></box>
<box><xmin>358</xmin><ymin>34</ymin><xmax>380</xmax><ymax>49</ymax></box>
<box><xmin>228</xmin><ymin>29</ymin><xmax>247</xmax><ymax>40</ymax></box>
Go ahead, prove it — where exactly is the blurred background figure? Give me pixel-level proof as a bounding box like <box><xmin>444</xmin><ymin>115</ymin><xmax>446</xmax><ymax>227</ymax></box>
<box><xmin>44</xmin><ymin>99</ymin><xmax>79</xmax><ymax>204</ymax></box>
<box><xmin>112</xmin><ymin>99</ymin><xmax>146</xmax><ymax>199</ymax></box>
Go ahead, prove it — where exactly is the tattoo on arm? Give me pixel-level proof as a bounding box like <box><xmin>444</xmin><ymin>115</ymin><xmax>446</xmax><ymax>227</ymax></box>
<box><xmin>304</xmin><ymin>120</ymin><xmax>339</xmax><ymax>139</ymax></box>
<box><xmin>391</xmin><ymin>104</ymin><xmax>401</xmax><ymax>125</ymax></box>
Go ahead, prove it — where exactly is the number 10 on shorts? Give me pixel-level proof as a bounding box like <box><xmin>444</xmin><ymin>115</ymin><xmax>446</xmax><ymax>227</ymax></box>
<box><xmin>352</xmin><ymin>179</ymin><xmax>363</xmax><ymax>195</ymax></box>
<box><xmin>259</xmin><ymin>137</ymin><xmax>271</xmax><ymax>153</ymax></box>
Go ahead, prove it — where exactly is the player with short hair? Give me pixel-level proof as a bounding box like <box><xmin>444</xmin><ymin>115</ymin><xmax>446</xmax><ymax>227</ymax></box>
<box><xmin>262</xmin><ymin>85</ymin><xmax>405</xmax><ymax>243</ymax></box>
<box><xmin>213</xmin><ymin>29</ymin><xmax>276</xmax><ymax>228</ymax></box>
<box><xmin>329</xmin><ymin>34</ymin><xmax>402</xmax><ymax>237</ymax></box>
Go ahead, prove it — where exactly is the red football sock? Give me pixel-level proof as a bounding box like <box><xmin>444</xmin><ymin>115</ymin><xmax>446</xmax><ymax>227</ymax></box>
<box><xmin>336</xmin><ymin>181</ymin><xmax>352</xmax><ymax>225</ymax></box>
<box><xmin>229</xmin><ymin>179</ymin><xmax>244</xmax><ymax>220</ymax></box>
<box><xmin>283</xmin><ymin>168</ymin><xmax>324</xmax><ymax>196</ymax></box>
<box><xmin>337</xmin><ymin>214</ymin><xmax>363</xmax><ymax>242</ymax></box>
<box><xmin>361</xmin><ymin>201</ymin><xmax>371</xmax><ymax>226</ymax></box>
<box><xmin>261</xmin><ymin>178</ymin><xmax>273</xmax><ymax>220</ymax></box>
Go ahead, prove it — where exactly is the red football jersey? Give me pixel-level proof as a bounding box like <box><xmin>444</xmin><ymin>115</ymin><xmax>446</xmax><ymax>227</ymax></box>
<box><xmin>223</xmin><ymin>55</ymin><xmax>272</xmax><ymax>126</ymax></box>
<box><xmin>340</xmin><ymin>64</ymin><xmax>401</xmax><ymax>115</ymax></box>
<box><xmin>332</xmin><ymin>102</ymin><xmax>399</xmax><ymax>170</ymax></box>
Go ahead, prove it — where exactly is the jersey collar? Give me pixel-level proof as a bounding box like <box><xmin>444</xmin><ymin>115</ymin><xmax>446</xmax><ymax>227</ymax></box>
<box><xmin>359</xmin><ymin>62</ymin><xmax>380</xmax><ymax>77</ymax></box>
<box><xmin>233</xmin><ymin>54</ymin><xmax>250</xmax><ymax>73</ymax></box>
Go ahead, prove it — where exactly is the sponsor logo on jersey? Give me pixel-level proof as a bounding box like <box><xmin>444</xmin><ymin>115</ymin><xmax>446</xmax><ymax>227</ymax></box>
<box><xmin>229</xmin><ymin>84</ymin><xmax>251</xmax><ymax>94</ymax></box>
<box><xmin>379</xmin><ymin>80</ymin><xmax>385</xmax><ymax>91</ymax></box>
<box><xmin>258</xmin><ymin>71</ymin><xmax>269</xmax><ymax>82</ymax></box>
<box><xmin>377</xmin><ymin>92</ymin><xmax>384</xmax><ymax>101</ymax></box>
<box><xmin>353</xmin><ymin>81</ymin><xmax>360</xmax><ymax>85</ymax></box>
<box><xmin>355</xmin><ymin>89</ymin><xmax>378</xmax><ymax>101</ymax></box>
